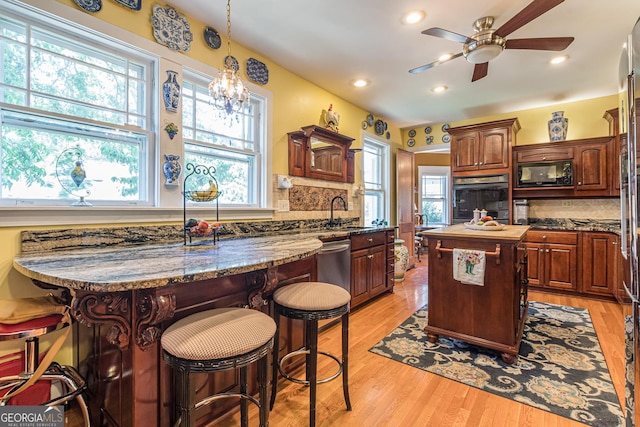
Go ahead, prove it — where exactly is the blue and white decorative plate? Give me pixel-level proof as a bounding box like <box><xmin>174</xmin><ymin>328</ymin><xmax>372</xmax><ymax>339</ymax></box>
<box><xmin>425</xmin><ymin>126</ymin><xmax>432</xmax><ymax>134</ymax></box>
<box><xmin>225</xmin><ymin>56</ymin><xmax>239</xmax><ymax>73</ymax></box>
<box><xmin>407</xmin><ymin>138</ymin><xmax>415</xmax><ymax>147</ymax></box>
<box><xmin>408</xmin><ymin>129</ymin><xmax>416</xmax><ymax>138</ymax></box>
<box><xmin>426</xmin><ymin>136</ymin><xmax>434</xmax><ymax>144</ymax></box>
<box><xmin>112</xmin><ymin>0</ymin><xmax>141</xmax><ymax>11</ymax></box>
<box><xmin>246</xmin><ymin>58</ymin><xmax>269</xmax><ymax>85</ymax></box>
<box><xmin>204</xmin><ymin>27</ymin><xmax>221</xmax><ymax>49</ymax></box>
<box><xmin>151</xmin><ymin>5</ymin><xmax>193</xmax><ymax>52</ymax></box>
<box><xmin>374</xmin><ymin>119</ymin><xmax>385</xmax><ymax>136</ymax></box>
<box><xmin>442</xmin><ymin>134</ymin><xmax>451</xmax><ymax>143</ymax></box>
<box><xmin>74</xmin><ymin>0</ymin><xmax>102</xmax><ymax>13</ymax></box>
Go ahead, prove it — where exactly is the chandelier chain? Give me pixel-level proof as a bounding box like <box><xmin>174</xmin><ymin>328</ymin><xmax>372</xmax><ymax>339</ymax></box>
<box><xmin>226</xmin><ymin>0</ymin><xmax>232</xmax><ymax>59</ymax></box>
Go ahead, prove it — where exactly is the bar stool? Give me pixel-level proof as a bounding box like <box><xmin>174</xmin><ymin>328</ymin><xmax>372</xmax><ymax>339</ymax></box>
<box><xmin>0</xmin><ymin>313</ymin><xmax>91</xmax><ymax>425</ymax></box>
<box><xmin>269</xmin><ymin>281</ymin><xmax>352</xmax><ymax>427</ymax></box>
<box><xmin>161</xmin><ymin>307</ymin><xmax>276</xmax><ymax>427</ymax></box>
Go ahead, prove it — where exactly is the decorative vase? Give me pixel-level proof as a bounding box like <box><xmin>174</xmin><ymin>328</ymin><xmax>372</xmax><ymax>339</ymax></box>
<box><xmin>163</xmin><ymin>154</ymin><xmax>182</xmax><ymax>185</ymax></box>
<box><xmin>548</xmin><ymin>111</ymin><xmax>568</xmax><ymax>142</ymax></box>
<box><xmin>162</xmin><ymin>70</ymin><xmax>181</xmax><ymax>113</ymax></box>
<box><xmin>394</xmin><ymin>239</ymin><xmax>409</xmax><ymax>282</ymax></box>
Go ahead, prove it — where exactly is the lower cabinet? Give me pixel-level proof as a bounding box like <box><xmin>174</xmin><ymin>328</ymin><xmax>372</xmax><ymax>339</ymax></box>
<box><xmin>581</xmin><ymin>232</ymin><xmax>616</xmax><ymax>296</ymax></box>
<box><xmin>524</xmin><ymin>230</ymin><xmax>579</xmax><ymax>291</ymax></box>
<box><xmin>350</xmin><ymin>230</ymin><xmax>394</xmax><ymax>308</ymax></box>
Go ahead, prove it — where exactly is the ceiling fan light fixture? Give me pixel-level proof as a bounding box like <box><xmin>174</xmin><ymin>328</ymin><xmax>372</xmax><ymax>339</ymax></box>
<box><xmin>463</xmin><ymin>33</ymin><xmax>505</xmax><ymax>64</ymax></box>
<box><xmin>402</xmin><ymin>10</ymin><xmax>425</xmax><ymax>25</ymax></box>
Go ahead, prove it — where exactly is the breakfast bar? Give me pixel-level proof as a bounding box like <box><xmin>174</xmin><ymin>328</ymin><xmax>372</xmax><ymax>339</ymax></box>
<box><xmin>13</xmin><ymin>231</ymin><xmax>325</xmax><ymax>427</ymax></box>
<box><xmin>419</xmin><ymin>223</ymin><xmax>529</xmax><ymax>364</ymax></box>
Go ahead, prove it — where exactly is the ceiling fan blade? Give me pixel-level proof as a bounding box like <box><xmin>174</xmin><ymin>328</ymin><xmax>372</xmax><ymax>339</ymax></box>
<box><xmin>471</xmin><ymin>63</ymin><xmax>489</xmax><ymax>82</ymax></box>
<box><xmin>422</xmin><ymin>28</ymin><xmax>471</xmax><ymax>44</ymax></box>
<box><xmin>505</xmin><ymin>37</ymin><xmax>574</xmax><ymax>51</ymax></box>
<box><xmin>495</xmin><ymin>0</ymin><xmax>565</xmax><ymax>38</ymax></box>
<box><xmin>409</xmin><ymin>52</ymin><xmax>464</xmax><ymax>74</ymax></box>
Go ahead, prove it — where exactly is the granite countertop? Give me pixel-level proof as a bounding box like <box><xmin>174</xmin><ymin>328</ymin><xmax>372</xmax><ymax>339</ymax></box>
<box><xmin>419</xmin><ymin>223</ymin><xmax>530</xmax><ymax>241</ymax></box>
<box><xmin>13</xmin><ymin>226</ymin><xmax>394</xmax><ymax>293</ymax></box>
<box><xmin>527</xmin><ymin>218</ymin><xmax>621</xmax><ymax>234</ymax></box>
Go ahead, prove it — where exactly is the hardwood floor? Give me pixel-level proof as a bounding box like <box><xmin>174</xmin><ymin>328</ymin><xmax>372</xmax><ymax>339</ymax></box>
<box><xmin>212</xmin><ymin>260</ymin><xmax>627</xmax><ymax>427</ymax></box>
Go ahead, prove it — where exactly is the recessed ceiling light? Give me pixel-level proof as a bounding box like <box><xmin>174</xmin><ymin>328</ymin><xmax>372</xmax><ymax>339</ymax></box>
<box><xmin>550</xmin><ymin>55</ymin><xmax>568</xmax><ymax>65</ymax></box>
<box><xmin>438</xmin><ymin>53</ymin><xmax>453</xmax><ymax>62</ymax></box>
<box><xmin>402</xmin><ymin>10</ymin><xmax>426</xmax><ymax>25</ymax></box>
<box><xmin>353</xmin><ymin>79</ymin><xmax>369</xmax><ymax>88</ymax></box>
<box><xmin>432</xmin><ymin>85</ymin><xmax>447</xmax><ymax>93</ymax></box>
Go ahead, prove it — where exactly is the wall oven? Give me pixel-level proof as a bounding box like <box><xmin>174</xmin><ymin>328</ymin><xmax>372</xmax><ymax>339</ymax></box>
<box><xmin>452</xmin><ymin>174</ymin><xmax>510</xmax><ymax>224</ymax></box>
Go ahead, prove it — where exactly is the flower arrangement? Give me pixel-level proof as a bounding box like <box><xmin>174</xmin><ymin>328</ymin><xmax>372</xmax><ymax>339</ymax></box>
<box><xmin>457</xmin><ymin>251</ymin><xmax>482</xmax><ymax>274</ymax></box>
<box><xmin>164</xmin><ymin>122</ymin><xmax>179</xmax><ymax>140</ymax></box>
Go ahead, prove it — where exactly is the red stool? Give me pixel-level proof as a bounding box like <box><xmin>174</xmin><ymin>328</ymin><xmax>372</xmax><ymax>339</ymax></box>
<box><xmin>0</xmin><ymin>313</ymin><xmax>90</xmax><ymax>425</ymax></box>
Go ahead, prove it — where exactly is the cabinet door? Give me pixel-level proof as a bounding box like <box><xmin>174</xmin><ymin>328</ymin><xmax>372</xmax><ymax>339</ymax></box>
<box><xmin>451</xmin><ymin>132</ymin><xmax>479</xmax><ymax>171</ymax></box>
<box><xmin>546</xmin><ymin>243</ymin><xmax>578</xmax><ymax>290</ymax></box>
<box><xmin>350</xmin><ymin>248</ymin><xmax>370</xmax><ymax>306</ymax></box>
<box><xmin>582</xmin><ymin>232</ymin><xmax>615</xmax><ymax>296</ymax></box>
<box><xmin>368</xmin><ymin>245</ymin><xmax>388</xmax><ymax>295</ymax></box>
<box><xmin>524</xmin><ymin>242</ymin><xmax>544</xmax><ymax>287</ymax></box>
<box><xmin>575</xmin><ymin>142</ymin><xmax>608</xmax><ymax>192</ymax></box>
<box><xmin>479</xmin><ymin>128</ymin><xmax>509</xmax><ymax>170</ymax></box>
<box><xmin>288</xmin><ymin>133</ymin><xmax>307</xmax><ymax>177</ymax></box>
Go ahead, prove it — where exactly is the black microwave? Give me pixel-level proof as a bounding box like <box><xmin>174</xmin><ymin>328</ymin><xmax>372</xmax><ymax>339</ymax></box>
<box><xmin>516</xmin><ymin>160</ymin><xmax>573</xmax><ymax>187</ymax></box>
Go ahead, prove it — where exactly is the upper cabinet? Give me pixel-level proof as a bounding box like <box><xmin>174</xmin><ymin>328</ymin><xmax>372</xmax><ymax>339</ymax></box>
<box><xmin>288</xmin><ymin>125</ymin><xmax>355</xmax><ymax>183</ymax></box>
<box><xmin>448</xmin><ymin>118</ymin><xmax>520</xmax><ymax>175</ymax></box>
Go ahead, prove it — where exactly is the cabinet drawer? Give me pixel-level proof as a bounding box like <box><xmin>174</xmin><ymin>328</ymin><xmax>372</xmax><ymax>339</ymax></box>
<box><xmin>525</xmin><ymin>230</ymin><xmax>578</xmax><ymax>245</ymax></box>
<box><xmin>351</xmin><ymin>232</ymin><xmax>386</xmax><ymax>250</ymax></box>
<box><xmin>515</xmin><ymin>146</ymin><xmax>574</xmax><ymax>163</ymax></box>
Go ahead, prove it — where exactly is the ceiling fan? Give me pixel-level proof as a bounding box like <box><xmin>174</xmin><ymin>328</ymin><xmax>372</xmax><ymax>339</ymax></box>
<box><xmin>409</xmin><ymin>0</ymin><xmax>574</xmax><ymax>82</ymax></box>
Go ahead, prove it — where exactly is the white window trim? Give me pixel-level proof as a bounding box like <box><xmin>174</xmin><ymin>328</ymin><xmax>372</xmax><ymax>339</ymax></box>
<box><xmin>417</xmin><ymin>165</ymin><xmax>450</xmax><ymax>225</ymax></box>
<box><xmin>362</xmin><ymin>132</ymin><xmax>391</xmax><ymax>223</ymax></box>
<box><xmin>1</xmin><ymin>0</ymin><xmax>274</xmax><ymax>227</ymax></box>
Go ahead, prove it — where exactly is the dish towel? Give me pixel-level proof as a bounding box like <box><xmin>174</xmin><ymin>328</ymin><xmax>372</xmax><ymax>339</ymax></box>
<box><xmin>453</xmin><ymin>248</ymin><xmax>486</xmax><ymax>286</ymax></box>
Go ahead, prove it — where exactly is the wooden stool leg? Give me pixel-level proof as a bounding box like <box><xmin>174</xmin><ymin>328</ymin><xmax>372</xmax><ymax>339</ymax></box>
<box><xmin>174</xmin><ymin>367</ymin><xmax>194</xmax><ymax>427</ymax></box>
<box><xmin>269</xmin><ymin>309</ymin><xmax>280</xmax><ymax>411</ymax></box>
<box><xmin>342</xmin><ymin>312</ymin><xmax>352</xmax><ymax>410</ymax></box>
<box><xmin>307</xmin><ymin>319</ymin><xmax>319</xmax><ymax>427</ymax></box>
<box><xmin>240</xmin><ymin>366</ymin><xmax>249</xmax><ymax>427</ymax></box>
<box><xmin>258</xmin><ymin>352</ymin><xmax>269</xmax><ymax>427</ymax></box>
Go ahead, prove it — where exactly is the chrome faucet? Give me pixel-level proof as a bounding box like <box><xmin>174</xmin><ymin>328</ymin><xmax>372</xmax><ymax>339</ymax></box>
<box><xmin>329</xmin><ymin>195</ymin><xmax>347</xmax><ymax>227</ymax></box>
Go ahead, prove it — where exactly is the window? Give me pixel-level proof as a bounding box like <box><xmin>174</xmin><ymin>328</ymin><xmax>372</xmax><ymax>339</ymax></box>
<box><xmin>418</xmin><ymin>165</ymin><xmax>449</xmax><ymax>225</ymax></box>
<box><xmin>181</xmin><ymin>71</ymin><xmax>265</xmax><ymax>207</ymax></box>
<box><xmin>362</xmin><ymin>137</ymin><xmax>390</xmax><ymax>225</ymax></box>
<box><xmin>0</xmin><ymin>9</ymin><xmax>153</xmax><ymax>206</ymax></box>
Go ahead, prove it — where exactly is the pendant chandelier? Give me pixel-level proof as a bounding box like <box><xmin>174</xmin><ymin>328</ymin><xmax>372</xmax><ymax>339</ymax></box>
<box><xmin>208</xmin><ymin>0</ymin><xmax>249</xmax><ymax>118</ymax></box>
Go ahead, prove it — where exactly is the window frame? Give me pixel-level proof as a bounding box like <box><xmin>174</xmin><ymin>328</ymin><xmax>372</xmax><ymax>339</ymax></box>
<box><xmin>417</xmin><ymin>165</ymin><xmax>450</xmax><ymax>226</ymax></box>
<box><xmin>362</xmin><ymin>135</ymin><xmax>390</xmax><ymax>226</ymax></box>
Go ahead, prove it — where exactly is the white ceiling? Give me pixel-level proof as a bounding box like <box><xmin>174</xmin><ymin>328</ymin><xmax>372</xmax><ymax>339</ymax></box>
<box><xmin>171</xmin><ymin>0</ymin><xmax>640</xmax><ymax>129</ymax></box>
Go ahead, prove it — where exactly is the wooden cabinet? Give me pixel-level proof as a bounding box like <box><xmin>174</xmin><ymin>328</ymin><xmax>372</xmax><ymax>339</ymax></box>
<box><xmin>574</xmin><ymin>141</ymin><xmax>608</xmax><ymax>193</ymax></box>
<box><xmin>581</xmin><ymin>232</ymin><xmax>616</xmax><ymax>296</ymax></box>
<box><xmin>603</xmin><ymin>108</ymin><xmax>621</xmax><ymax>196</ymax></box>
<box><xmin>350</xmin><ymin>230</ymin><xmax>394</xmax><ymax>308</ymax></box>
<box><xmin>524</xmin><ymin>230</ymin><xmax>579</xmax><ymax>292</ymax></box>
<box><xmin>288</xmin><ymin>125</ymin><xmax>355</xmax><ymax>183</ymax></box>
<box><xmin>448</xmin><ymin>118</ymin><xmax>520</xmax><ymax>175</ymax></box>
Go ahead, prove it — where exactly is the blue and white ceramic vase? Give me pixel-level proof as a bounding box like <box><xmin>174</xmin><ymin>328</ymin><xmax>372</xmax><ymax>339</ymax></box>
<box><xmin>548</xmin><ymin>111</ymin><xmax>568</xmax><ymax>142</ymax></box>
<box><xmin>394</xmin><ymin>239</ymin><xmax>409</xmax><ymax>282</ymax></box>
<box><xmin>163</xmin><ymin>154</ymin><xmax>182</xmax><ymax>185</ymax></box>
<box><xmin>162</xmin><ymin>70</ymin><xmax>181</xmax><ymax>113</ymax></box>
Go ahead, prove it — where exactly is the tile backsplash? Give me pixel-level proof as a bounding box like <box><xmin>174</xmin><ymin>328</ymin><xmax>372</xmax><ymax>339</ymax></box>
<box><xmin>529</xmin><ymin>198</ymin><xmax>620</xmax><ymax>220</ymax></box>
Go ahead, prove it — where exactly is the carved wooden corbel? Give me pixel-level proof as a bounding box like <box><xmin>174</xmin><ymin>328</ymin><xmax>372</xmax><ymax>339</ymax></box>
<box><xmin>73</xmin><ymin>291</ymin><xmax>132</xmax><ymax>350</ymax></box>
<box><xmin>135</xmin><ymin>288</ymin><xmax>176</xmax><ymax>350</ymax></box>
<box><xmin>246</xmin><ymin>266</ymin><xmax>278</xmax><ymax>309</ymax></box>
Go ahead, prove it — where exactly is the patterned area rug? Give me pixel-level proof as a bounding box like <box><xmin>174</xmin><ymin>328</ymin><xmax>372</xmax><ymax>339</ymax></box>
<box><xmin>370</xmin><ymin>301</ymin><xmax>623</xmax><ymax>426</ymax></box>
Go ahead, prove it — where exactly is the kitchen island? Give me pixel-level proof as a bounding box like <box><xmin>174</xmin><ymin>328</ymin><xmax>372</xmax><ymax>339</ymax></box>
<box><xmin>420</xmin><ymin>223</ymin><xmax>529</xmax><ymax>364</ymax></box>
<box><xmin>13</xmin><ymin>231</ymin><xmax>327</xmax><ymax>427</ymax></box>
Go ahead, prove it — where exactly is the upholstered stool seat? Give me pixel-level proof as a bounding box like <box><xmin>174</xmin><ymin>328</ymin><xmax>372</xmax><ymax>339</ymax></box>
<box><xmin>162</xmin><ymin>307</ymin><xmax>276</xmax><ymax>427</ymax></box>
<box><xmin>270</xmin><ymin>282</ymin><xmax>352</xmax><ymax>427</ymax></box>
<box><xmin>0</xmin><ymin>313</ymin><xmax>91</xmax><ymax>425</ymax></box>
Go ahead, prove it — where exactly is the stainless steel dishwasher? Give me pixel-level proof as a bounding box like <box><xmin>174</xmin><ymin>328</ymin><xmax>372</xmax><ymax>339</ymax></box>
<box><xmin>317</xmin><ymin>239</ymin><xmax>351</xmax><ymax>292</ymax></box>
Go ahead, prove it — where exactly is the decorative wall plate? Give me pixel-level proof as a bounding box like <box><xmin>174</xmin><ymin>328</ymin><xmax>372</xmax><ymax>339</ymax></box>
<box><xmin>225</xmin><ymin>56</ymin><xmax>239</xmax><ymax>72</ymax></box>
<box><xmin>362</xmin><ymin>121</ymin><xmax>368</xmax><ymax>130</ymax></box>
<box><xmin>204</xmin><ymin>27</ymin><xmax>221</xmax><ymax>49</ymax></box>
<box><xmin>441</xmin><ymin>123</ymin><xmax>450</xmax><ymax>132</ymax></box>
<box><xmin>442</xmin><ymin>134</ymin><xmax>451</xmax><ymax>143</ymax></box>
<box><xmin>386</xmin><ymin>131</ymin><xmax>390</xmax><ymax>139</ymax></box>
<box><xmin>374</xmin><ymin>119</ymin><xmax>385</xmax><ymax>135</ymax></box>
<box><xmin>246</xmin><ymin>58</ymin><xmax>269</xmax><ymax>85</ymax></box>
<box><xmin>74</xmin><ymin>0</ymin><xmax>102</xmax><ymax>13</ymax></box>
<box><xmin>112</xmin><ymin>0</ymin><xmax>141</xmax><ymax>11</ymax></box>
<box><xmin>367</xmin><ymin>113</ymin><xmax>374</xmax><ymax>126</ymax></box>
<box><xmin>407</xmin><ymin>138</ymin><xmax>415</xmax><ymax>147</ymax></box>
<box><xmin>425</xmin><ymin>126</ymin><xmax>432</xmax><ymax>134</ymax></box>
<box><xmin>151</xmin><ymin>5</ymin><xmax>193</xmax><ymax>52</ymax></box>
<box><xmin>426</xmin><ymin>136</ymin><xmax>434</xmax><ymax>144</ymax></box>
<box><xmin>408</xmin><ymin>129</ymin><xmax>416</xmax><ymax>138</ymax></box>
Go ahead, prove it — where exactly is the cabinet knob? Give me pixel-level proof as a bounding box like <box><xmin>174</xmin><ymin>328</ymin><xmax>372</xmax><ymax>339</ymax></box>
<box><xmin>479</xmin><ymin>162</ymin><xmax>483</xmax><ymax>165</ymax></box>
<box><xmin>474</xmin><ymin>162</ymin><xmax>478</xmax><ymax>165</ymax></box>
<box><xmin>578</xmin><ymin>182</ymin><xmax>582</xmax><ymax>185</ymax></box>
<box><xmin>542</xmin><ymin>156</ymin><xmax>546</xmax><ymax>160</ymax></box>
<box><xmin>367</xmin><ymin>254</ymin><xmax>374</xmax><ymax>259</ymax></box>
<box><xmin>613</xmin><ymin>241</ymin><xmax>618</xmax><ymax>245</ymax></box>
<box><xmin>546</xmin><ymin>249</ymin><xmax>550</xmax><ymax>253</ymax></box>
<box><xmin>367</xmin><ymin>238</ymin><xmax>373</xmax><ymax>242</ymax></box>
<box><xmin>542</xmin><ymin>235</ymin><xmax>547</xmax><ymax>240</ymax></box>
